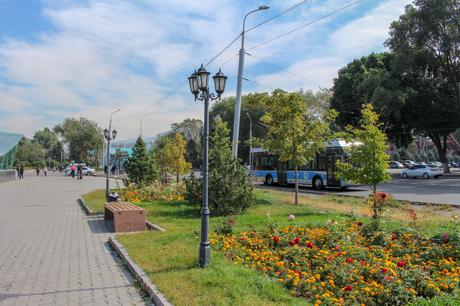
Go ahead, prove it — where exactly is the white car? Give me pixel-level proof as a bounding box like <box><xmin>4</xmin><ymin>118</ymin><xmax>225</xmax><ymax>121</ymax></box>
<box><xmin>401</xmin><ymin>165</ymin><xmax>443</xmax><ymax>179</ymax></box>
<box><xmin>65</xmin><ymin>164</ymin><xmax>94</xmax><ymax>176</ymax></box>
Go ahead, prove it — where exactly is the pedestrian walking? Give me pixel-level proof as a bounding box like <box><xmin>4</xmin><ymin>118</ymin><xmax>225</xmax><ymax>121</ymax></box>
<box><xmin>44</xmin><ymin>167</ymin><xmax>48</xmax><ymax>176</ymax></box>
<box><xmin>53</xmin><ymin>166</ymin><xmax>56</xmax><ymax>173</ymax></box>
<box><xmin>36</xmin><ymin>167</ymin><xmax>40</xmax><ymax>176</ymax></box>
<box><xmin>19</xmin><ymin>165</ymin><xmax>24</xmax><ymax>180</ymax></box>
<box><xmin>104</xmin><ymin>165</ymin><xmax>108</xmax><ymax>176</ymax></box>
<box><xmin>111</xmin><ymin>164</ymin><xmax>116</xmax><ymax>175</ymax></box>
<box><xmin>16</xmin><ymin>166</ymin><xmax>20</xmax><ymax>179</ymax></box>
<box><xmin>71</xmin><ymin>164</ymin><xmax>76</xmax><ymax>178</ymax></box>
<box><xmin>77</xmin><ymin>164</ymin><xmax>83</xmax><ymax>180</ymax></box>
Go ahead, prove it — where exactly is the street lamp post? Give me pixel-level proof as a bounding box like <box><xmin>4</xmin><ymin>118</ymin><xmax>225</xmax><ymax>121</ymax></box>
<box><xmin>188</xmin><ymin>64</ymin><xmax>227</xmax><ymax>268</ymax></box>
<box><xmin>246</xmin><ymin>112</ymin><xmax>253</xmax><ymax>175</ymax></box>
<box><xmin>104</xmin><ymin>109</ymin><xmax>120</xmax><ymax>201</ymax></box>
<box><xmin>231</xmin><ymin>5</ymin><xmax>269</xmax><ymax>158</ymax></box>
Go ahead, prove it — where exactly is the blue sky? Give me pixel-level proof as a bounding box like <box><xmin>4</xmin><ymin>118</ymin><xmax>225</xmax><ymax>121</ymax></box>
<box><xmin>0</xmin><ymin>0</ymin><xmax>411</xmax><ymax>138</ymax></box>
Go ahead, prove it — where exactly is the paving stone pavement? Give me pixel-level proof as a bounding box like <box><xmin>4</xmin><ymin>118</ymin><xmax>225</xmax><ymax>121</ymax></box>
<box><xmin>0</xmin><ymin>173</ymin><xmax>152</xmax><ymax>306</ymax></box>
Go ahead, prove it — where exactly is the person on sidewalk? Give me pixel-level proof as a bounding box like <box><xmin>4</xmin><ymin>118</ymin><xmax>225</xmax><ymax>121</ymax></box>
<box><xmin>77</xmin><ymin>164</ymin><xmax>83</xmax><ymax>180</ymax></box>
<box><xmin>44</xmin><ymin>167</ymin><xmax>48</xmax><ymax>176</ymax></box>
<box><xmin>71</xmin><ymin>164</ymin><xmax>76</xmax><ymax>178</ymax></box>
<box><xmin>36</xmin><ymin>167</ymin><xmax>40</xmax><ymax>176</ymax></box>
<box><xmin>19</xmin><ymin>165</ymin><xmax>24</xmax><ymax>180</ymax></box>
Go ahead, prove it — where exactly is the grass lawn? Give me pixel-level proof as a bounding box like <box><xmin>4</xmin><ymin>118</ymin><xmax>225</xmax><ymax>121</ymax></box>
<box><xmin>81</xmin><ymin>189</ymin><xmax>106</xmax><ymax>213</ymax></box>
<box><xmin>81</xmin><ymin>187</ymin><xmax>459</xmax><ymax>305</ymax></box>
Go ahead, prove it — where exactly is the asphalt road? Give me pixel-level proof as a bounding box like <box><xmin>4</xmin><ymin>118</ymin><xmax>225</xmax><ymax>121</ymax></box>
<box><xmin>258</xmin><ymin>177</ymin><xmax>460</xmax><ymax>206</ymax></box>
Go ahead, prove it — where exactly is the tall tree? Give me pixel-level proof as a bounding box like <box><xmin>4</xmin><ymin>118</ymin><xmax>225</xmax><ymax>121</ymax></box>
<box><xmin>171</xmin><ymin>118</ymin><xmax>202</xmax><ymax>168</ymax></box>
<box><xmin>152</xmin><ymin>134</ymin><xmax>171</xmax><ymax>178</ymax></box>
<box><xmin>260</xmin><ymin>89</ymin><xmax>337</xmax><ymax>205</ymax></box>
<box><xmin>124</xmin><ymin>136</ymin><xmax>158</xmax><ymax>186</ymax></box>
<box><xmin>164</xmin><ymin>133</ymin><xmax>192</xmax><ymax>183</ymax></box>
<box><xmin>386</xmin><ymin>0</ymin><xmax>460</xmax><ymax>172</ymax></box>
<box><xmin>331</xmin><ymin>53</ymin><xmax>412</xmax><ymax>147</ymax></box>
<box><xmin>336</xmin><ymin>104</ymin><xmax>391</xmax><ymax>220</ymax></box>
<box><xmin>54</xmin><ymin>118</ymin><xmax>103</xmax><ymax>163</ymax></box>
<box><xmin>14</xmin><ymin>137</ymin><xmax>44</xmax><ymax>167</ymax></box>
<box><xmin>33</xmin><ymin>127</ymin><xmax>61</xmax><ymax>162</ymax></box>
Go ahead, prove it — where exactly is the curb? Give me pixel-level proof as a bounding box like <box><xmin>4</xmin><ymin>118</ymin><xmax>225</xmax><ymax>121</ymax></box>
<box><xmin>146</xmin><ymin>220</ymin><xmax>166</xmax><ymax>232</ymax></box>
<box><xmin>77</xmin><ymin>197</ymin><xmax>98</xmax><ymax>215</ymax></box>
<box><xmin>254</xmin><ymin>184</ymin><xmax>460</xmax><ymax>209</ymax></box>
<box><xmin>108</xmin><ymin>237</ymin><xmax>172</xmax><ymax>306</ymax></box>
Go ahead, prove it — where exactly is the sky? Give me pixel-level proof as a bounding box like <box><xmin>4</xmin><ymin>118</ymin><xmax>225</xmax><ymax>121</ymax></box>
<box><xmin>0</xmin><ymin>0</ymin><xmax>411</xmax><ymax>139</ymax></box>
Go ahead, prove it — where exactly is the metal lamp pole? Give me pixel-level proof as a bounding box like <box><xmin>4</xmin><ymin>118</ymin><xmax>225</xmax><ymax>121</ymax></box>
<box><xmin>188</xmin><ymin>64</ymin><xmax>227</xmax><ymax>268</ymax></box>
<box><xmin>231</xmin><ymin>5</ymin><xmax>269</xmax><ymax>158</ymax></box>
<box><xmin>246</xmin><ymin>112</ymin><xmax>253</xmax><ymax>175</ymax></box>
<box><xmin>104</xmin><ymin>109</ymin><xmax>120</xmax><ymax>201</ymax></box>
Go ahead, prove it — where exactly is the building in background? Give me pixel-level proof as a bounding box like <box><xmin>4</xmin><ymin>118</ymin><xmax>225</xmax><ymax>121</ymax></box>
<box><xmin>0</xmin><ymin>132</ymin><xmax>22</xmax><ymax>181</ymax></box>
<box><xmin>101</xmin><ymin>136</ymin><xmax>156</xmax><ymax>173</ymax></box>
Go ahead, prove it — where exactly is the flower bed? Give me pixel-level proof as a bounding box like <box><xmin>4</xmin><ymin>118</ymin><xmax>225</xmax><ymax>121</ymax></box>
<box><xmin>119</xmin><ymin>182</ymin><xmax>184</xmax><ymax>203</ymax></box>
<box><xmin>211</xmin><ymin>220</ymin><xmax>460</xmax><ymax>305</ymax></box>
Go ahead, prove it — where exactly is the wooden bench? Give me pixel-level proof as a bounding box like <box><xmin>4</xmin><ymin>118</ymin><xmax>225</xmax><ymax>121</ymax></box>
<box><xmin>104</xmin><ymin>202</ymin><xmax>146</xmax><ymax>233</ymax></box>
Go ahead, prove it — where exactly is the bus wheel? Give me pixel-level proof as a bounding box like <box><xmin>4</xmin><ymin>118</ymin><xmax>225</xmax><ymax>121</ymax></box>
<box><xmin>313</xmin><ymin>177</ymin><xmax>324</xmax><ymax>190</ymax></box>
<box><xmin>265</xmin><ymin>175</ymin><xmax>274</xmax><ymax>185</ymax></box>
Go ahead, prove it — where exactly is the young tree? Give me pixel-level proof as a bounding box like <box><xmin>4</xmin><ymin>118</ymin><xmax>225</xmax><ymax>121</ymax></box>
<box><xmin>185</xmin><ymin>118</ymin><xmax>254</xmax><ymax>216</ymax></box>
<box><xmin>124</xmin><ymin>136</ymin><xmax>158</xmax><ymax>186</ymax></box>
<box><xmin>164</xmin><ymin>133</ymin><xmax>192</xmax><ymax>183</ymax></box>
<box><xmin>336</xmin><ymin>104</ymin><xmax>391</xmax><ymax>219</ymax></box>
<box><xmin>260</xmin><ymin>89</ymin><xmax>337</xmax><ymax>205</ymax></box>
<box><xmin>152</xmin><ymin>134</ymin><xmax>171</xmax><ymax>179</ymax></box>
<box><xmin>171</xmin><ymin>119</ymin><xmax>203</xmax><ymax>168</ymax></box>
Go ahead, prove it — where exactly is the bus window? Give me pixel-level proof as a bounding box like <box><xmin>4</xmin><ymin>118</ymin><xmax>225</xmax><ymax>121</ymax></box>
<box><xmin>268</xmin><ymin>156</ymin><xmax>277</xmax><ymax>170</ymax></box>
<box><xmin>316</xmin><ymin>156</ymin><xmax>327</xmax><ymax>171</ymax></box>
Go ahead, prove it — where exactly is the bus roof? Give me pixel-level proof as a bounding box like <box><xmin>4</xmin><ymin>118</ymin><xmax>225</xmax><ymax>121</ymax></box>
<box><xmin>250</xmin><ymin>139</ymin><xmax>357</xmax><ymax>154</ymax></box>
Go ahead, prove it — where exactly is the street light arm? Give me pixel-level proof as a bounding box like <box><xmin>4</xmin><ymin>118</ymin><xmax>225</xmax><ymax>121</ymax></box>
<box><xmin>242</xmin><ymin>9</ymin><xmax>262</xmax><ymax>33</ymax></box>
<box><xmin>110</xmin><ymin>109</ymin><xmax>121</xmax><ymax>121</ymax></box>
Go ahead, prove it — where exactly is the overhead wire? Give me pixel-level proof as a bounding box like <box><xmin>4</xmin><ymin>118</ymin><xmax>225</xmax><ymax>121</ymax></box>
<box><xmin>247</xmin><ymin>0</ymin><xmax>364</xmax><ymax>51</ymax></box>
<box><xmin>245</xmin><ymin>0</ymin><xmax>315</xmax><ymax>33</ymax></box>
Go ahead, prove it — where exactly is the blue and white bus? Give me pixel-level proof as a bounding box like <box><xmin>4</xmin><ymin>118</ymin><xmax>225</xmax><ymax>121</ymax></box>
<box><xmin>251</xmin><ymin>140</ymin><xmax>354</xmax><ymax>189</ymax></box>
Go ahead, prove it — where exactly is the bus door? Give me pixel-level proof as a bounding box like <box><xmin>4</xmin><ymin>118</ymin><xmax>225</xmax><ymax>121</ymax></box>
<box><xmin>326</xmin><ymin>155</ymin><xmax>341</xmax><ymax>187</ymax></box>
<box><xmin>277</xmin><ymin>161</ymin><xmax>288</xmax><ymax>185</ymax></box>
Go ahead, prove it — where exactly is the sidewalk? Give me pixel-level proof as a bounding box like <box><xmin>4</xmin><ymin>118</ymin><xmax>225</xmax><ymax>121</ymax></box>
<box><xmin>0</xmin><ymin>174</ymin><xmax>150</xmax><ymax>305</ymax></box>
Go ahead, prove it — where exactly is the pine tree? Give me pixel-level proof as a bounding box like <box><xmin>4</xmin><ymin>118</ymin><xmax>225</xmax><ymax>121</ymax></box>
<box><xmin>124</xmin><ymin>136</ymin><xmax>158</xmax><ymax>186</ymax></box>
<box><xmin>185</xmin><ymin>118</ymin><xmax>254</xmax><ymax>216</ymax></box>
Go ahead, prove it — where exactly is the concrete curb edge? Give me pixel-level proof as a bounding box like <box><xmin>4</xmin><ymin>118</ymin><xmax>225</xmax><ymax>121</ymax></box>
<box><xmin>77</xmin><ymin>197</ymin><xmax>97</xmax><ymax>215</ymax></box>
<box><xmin>108</xmin><ymin>237</ymin><xmax>173</xmax><ymax>306</ymax></box>
<box><xmin>145</xmin><ymin>220</ymin><xmax>166</xmax><ymax>232</ymax></box>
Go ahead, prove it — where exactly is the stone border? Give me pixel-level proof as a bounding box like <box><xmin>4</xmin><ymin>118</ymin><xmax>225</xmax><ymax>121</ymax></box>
<box><xmin>145</xmin><ymin>220</ymin><xmax>166</xmax><ymax>232</ymax></box>
<box><xmin>108</xmin><ymin>237</ymin><xmax>172</xmax><ymax>306</ymax></box>
<box><xmin>77</xmin><ymin>197</ymin><xmax>98</xmax><ymax>215</ymax></box>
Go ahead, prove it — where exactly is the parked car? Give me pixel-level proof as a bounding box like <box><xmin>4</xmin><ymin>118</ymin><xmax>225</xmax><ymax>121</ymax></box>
<box><xmin>415</xmin><ymin>162</ymin><xmax>426</xmax><ymax>166</ymax></box>
<box><xmin>428</xmin><ymin>161</ymin><xmax>442</xmax><ymax>168</ymax></box>
<box><xmin>389</xmin><ymin>161</ymin><xmax>404</xmax><ymax>169</ymax></box>
<box><xmin>401</xmin><ymin>164</ymin><xmax>443</xmax><ymax>179</ymax></box>
<box><xmin>449</xmin><ymin>162</ymin><xmax>458</xmax><ymax>168</ymax></box>
<box><xmin>402</xmin><ymin>160</ymin><xmax>415</xmax><ymax>168</ymax></box>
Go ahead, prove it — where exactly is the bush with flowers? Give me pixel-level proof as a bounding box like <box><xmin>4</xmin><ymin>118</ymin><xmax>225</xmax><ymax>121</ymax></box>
<box><xmin>118</xmin><ymin>181</ymin><xmax>184</xmax><ymax>203</ymax></box>
<box><xmin>211</xmin><ymin>217</ymin><xmax>460</xmax><ymax>305</ymax></box>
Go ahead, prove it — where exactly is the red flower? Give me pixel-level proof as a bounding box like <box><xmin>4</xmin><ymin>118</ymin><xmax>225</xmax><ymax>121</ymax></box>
<box><xmin>240</xmin><ymin>237</ymin><xmax>247</xmax><ymax>241</ymax></box>
<box><xmin>391</xmin><ymin>233</ymin><xmax>398</xmax><ymax>241</ymax></box>
<box><xmin>272</xmin><ymin>236</ymin><xmax>280</xmax><ymax>243</ymax></box>
<box><xmin>294</xmin><ymin>270</ymin><xmax>301</xmax><ymax>278</ymax></box>
<box><xmin>293</xmin><ymin>237</ymin><xmax>301</xmax><ymax>244</ymax></box>
<box><xmin>289</xmin><ymin>241</ymin><xmax>295</xmax><ymax>246</ymax></box>
<box><xmin>381</xmin><ymin>268</ymin><xmax>389</xmax><ymax>273</ymax></box>
<box><xmin>306</xmin><ymin>242</ymin><xmax>314</xmax><ymax>248</ymax></box>
<box><xmin>345</xmin><ymin>257</ymin><xmax>353</xmax><ymax>264</ymax></box>
<box><xmin>397</xmin><ymin>261</ymin><xmax>406</xmax><ymax>268</ymax></box>
<box><xmin>360</xmin><ymin>260</ymin><xmax>367</xmax><ymax>266</ymax></box>
<box><xmin>344</xmin><ymin>285</ymin><xmax>353</xmax><ymax>291</ymax></box>
<box><xmin>357</xmin><ymin>221</ymin><xmax>363</xmax><ymax>226</ymax></box>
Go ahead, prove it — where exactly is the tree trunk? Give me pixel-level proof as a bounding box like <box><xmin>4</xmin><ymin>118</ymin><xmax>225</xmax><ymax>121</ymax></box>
<box><xmin>371</xmin><ymin>185</ymin><xmax>377</xmax><ymax>220</ymax></box>
<box><xmin>429</xmin><ymin>133</ymin><xmax>450</xmax><ymax>173</ymax></box>
<box><xmin>294</xmin><ymin>163</ymin><xmax>298</xmax><ymax>206</ymax></box>
<box><xmin>176</xmin><ymin>172</ymin><xmax>179</xmax><ymax>183</ymax></box>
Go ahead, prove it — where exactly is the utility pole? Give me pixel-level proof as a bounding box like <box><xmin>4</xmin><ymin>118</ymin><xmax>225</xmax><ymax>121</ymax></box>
<box><xmin>231</xmin><ymin>5</ymin><xmax>269</xmax><ymax>158</ymax></box>
<box><xmin>246</xmin><ymin>112</ymin><xmax>253</xmax><ymax>175</ymax></box>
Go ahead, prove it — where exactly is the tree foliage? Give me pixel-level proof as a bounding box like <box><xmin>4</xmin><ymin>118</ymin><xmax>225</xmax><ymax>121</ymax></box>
<box><xmin>260</xmin><ymin>89</ymin><xmax>337</xmax><ymax>205</ymax></box>
<box><xmin>33</xmin><ymin>127</ymin><xmax>62</xmax><ymax>162</ymax></box>
<box><xmin>163</xmin><ymin>133</ymin><xmax>192</xmax><ymax>182</ymax></box>
<box><xmin>386</xmin><ymin>0</ymin><xmax>460</xmax><ymax>172</ymax></box>
<box><xmin>124</xmin><ymin>136</ymin><xmax>158</xmax><ymax>186</ymax></box>
<box><xmin>14</xmin><ymin>137</ymin><xmax>44</xmax><ymax>167</ymax></box>
<box><xmin>54</xmin><ymin>118</ymin><xmax>103</xmax><ymax>163</ymax></box>
<box><xmin>171</xmin><ymin>118</ymin><xmax>202</xmax><ymax>168</ymax></box>
<box><xmin>336</xmin><ymin>104</ymin><xmax>391</xmax><ymax>219</ymax></box>
<box><xmin>185</xmin><ymin>118</ymin><xmax>254</xmax><ymax>216</ymax></box>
